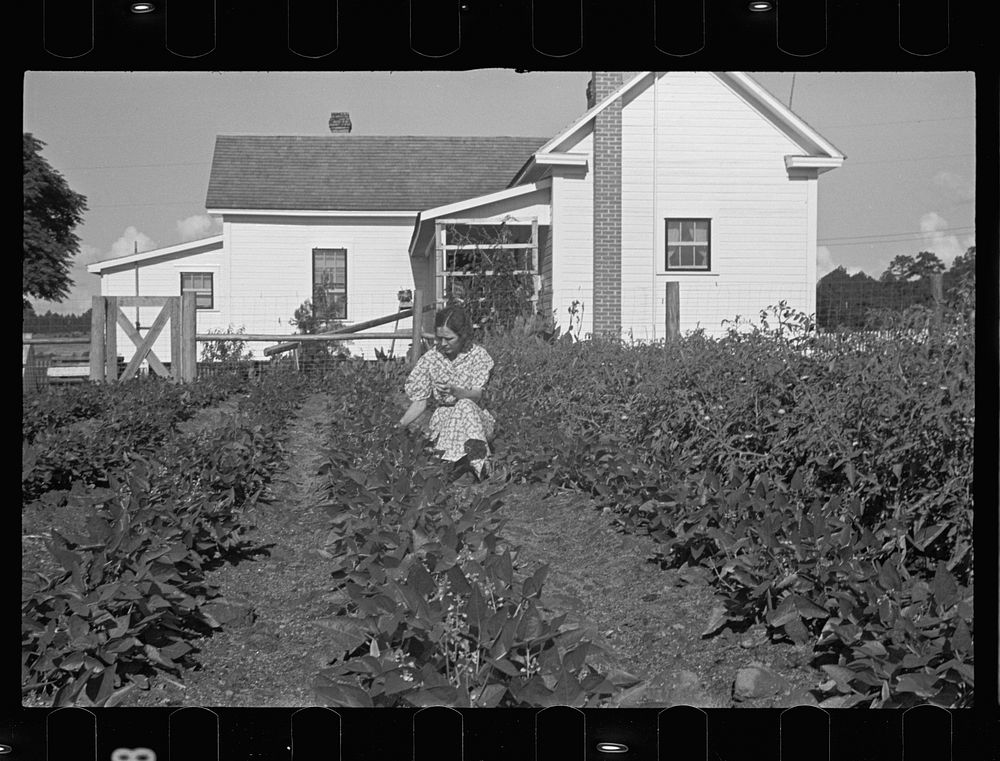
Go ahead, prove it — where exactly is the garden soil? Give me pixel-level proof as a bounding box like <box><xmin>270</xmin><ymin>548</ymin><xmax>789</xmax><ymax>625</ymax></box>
<box><xmin>121</xmin><ymin>392</ymin><xmax>826</xmax><ymax>708</ymax></box>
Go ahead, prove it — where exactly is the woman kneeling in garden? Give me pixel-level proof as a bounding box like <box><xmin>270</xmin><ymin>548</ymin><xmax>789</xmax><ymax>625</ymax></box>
<box><xmin>397</xmin><ymin>306</ymin><xmax>495</xmax><ymax>479</ymax></box>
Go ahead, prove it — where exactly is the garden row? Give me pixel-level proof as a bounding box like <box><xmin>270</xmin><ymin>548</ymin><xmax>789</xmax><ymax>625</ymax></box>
<box><xmin>21</xmin><ymin>370</ymin><xmax>311</xmax><ymax>706</ymax></box>
<box><xmin>22</xmin><ymin>373</ymin><xmax>249</xmax><ymax>500</ymax></box>
<box><xmin>307</xmin><ymin>361</ymin><xmax>638</xmax><ymax>708</ymax></box>
<box><xmin>484</xmin><ymin>300</ymin><xmax>974</xmax><ymax>708</ymax></box>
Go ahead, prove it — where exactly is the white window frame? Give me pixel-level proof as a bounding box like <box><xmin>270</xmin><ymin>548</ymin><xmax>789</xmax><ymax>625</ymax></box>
<box><xmin>664</xmin><ymin>218</ymin><xmax>712</xmax><ymax>272</ymax></box>
<box><xmin>180</xmin><ymin>271</ymin><xmax>214</xmax><ymax>309</ymax></box>
<box><xmin>312</xmin><ymin>247</ymin><xmax>348</xmax><ymax>322</ymax></box>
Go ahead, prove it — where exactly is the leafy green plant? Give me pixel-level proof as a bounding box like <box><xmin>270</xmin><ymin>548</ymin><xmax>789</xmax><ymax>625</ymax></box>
<box><xmin>200</xmin><ymin>324</ymin><xmax>255</xmax><ymax>364</ymax></box>
<box><xmin>22</xmin><ymin>370</ymin><xmax>311</xmax><ymax>706</ymax></box>
<box><xmin>482</xmin><ymin>296</ymin><xmax>974</xmax><ymax>707</ymax></box>
<box><xmin>290</xmin><ymin>299</ymin><xmax>351</xmax><ymax>369</ymax></box>
<box><xmin>308</xmin><ymin>362</ymin><xmax>629</xmax><ymax>707</ymax></box>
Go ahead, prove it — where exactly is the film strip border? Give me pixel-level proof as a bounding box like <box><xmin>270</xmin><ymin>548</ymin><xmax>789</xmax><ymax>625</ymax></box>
<box><xmin>34</xmin><ymin>0</ymin><xmax>963</xmax><ymax>65</ymax></box>
<box><xmin>2</xmin><ymin>704</ymin><xmax>977</xmax><ymax>760</ymax></box>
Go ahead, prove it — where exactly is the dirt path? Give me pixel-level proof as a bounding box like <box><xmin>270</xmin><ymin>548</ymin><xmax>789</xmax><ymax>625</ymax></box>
<box><xmin>494</xmin><ymin>485</ymin><xmax>822</xmax><ymax>707</ymax></box>
<box><xmin>128</xmin><ymin>392</ymin><xmax>339</xmax><ymax>707</ymax></box>
<box><xmin>124</xmin><ymin>392</ymin><xmax>824</xmax><ymax>708</ymax></box>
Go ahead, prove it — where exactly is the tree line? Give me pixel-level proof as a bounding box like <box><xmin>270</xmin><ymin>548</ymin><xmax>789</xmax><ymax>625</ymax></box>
<box><xmin>816</xmin><ymin>248</ymin><xmax>975</xmax><ymax>330</ymax></box>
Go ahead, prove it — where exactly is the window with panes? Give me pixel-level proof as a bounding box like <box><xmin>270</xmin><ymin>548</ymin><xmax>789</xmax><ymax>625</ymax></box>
<box><xmin>180</xmin><ymin>272</ymin><xmax>214</xmax><ymax>309</ymax></box>
<box><xmin>312</xmin><ymin>248</ymin><xmax>347</xmax><ymax>322</ymax></box>
<box><xmin>665</xmin><ymin>219</ymin><xmax>711</xmax><ymax>271</ymax></box>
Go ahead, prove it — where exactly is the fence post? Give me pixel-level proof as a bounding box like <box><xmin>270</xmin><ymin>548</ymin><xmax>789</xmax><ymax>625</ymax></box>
<box><xmin>90</xmin><ymin>296</ymin><xmax>106</xmax><ymax>381</ymax></box>
<box><xmin>665</xmin><ymin>282</ymin><xmax>680</xmax><ymax>342</ymax></box>
<box><xmin>170</xmin><ymin>296</ymin><xmax>182</xmax><ymax>381</ymax></box>
<box><xmin>181</xmin><ymin>292</ymin><xmax>197</xmax><ymax>381</ymax></box>
<box><xmin>930</xmin><ymin>273</ymin><xmax>943</xmax><ymax>337</ymax></box>
<box><xmin>411</xmin><ymin>288</ymin><xmax>424</xmax><ymax>368</ymax></box>
<box><xmin>104</xmin><ymin>296</ymin><xmax>118</xmax><ymax>381</ymax></box>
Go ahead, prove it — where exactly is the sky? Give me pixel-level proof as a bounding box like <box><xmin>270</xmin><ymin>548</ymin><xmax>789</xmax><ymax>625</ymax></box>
<box><xmin>22</xmin><ymin>70</ymin><xmax>976</xmax><ymax>315</ymax></box>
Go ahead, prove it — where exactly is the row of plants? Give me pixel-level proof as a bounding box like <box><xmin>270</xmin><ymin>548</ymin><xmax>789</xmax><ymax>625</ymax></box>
<box><xmin>21</xmin><ymin>370</ymin><xmax>311</xmax><ymax>706</ymax></box>
<box><xmin>483</xmin><ymin>296</ymin><xmax>974</xmax><ymax>707</ymax></box>
<box><xmin>22</xmin><ymin>373</ymin><xmax>249</xmax><ymax>500</ymax></box>
<box><xmin>309</xmin><ymin>361</ymin><xmax>637</xmax><ymax>707</ymax></box>
<box><xmin>22</xmin><ymin>369</ymin><xmax>247</xmax><ymax>444</ymax></box>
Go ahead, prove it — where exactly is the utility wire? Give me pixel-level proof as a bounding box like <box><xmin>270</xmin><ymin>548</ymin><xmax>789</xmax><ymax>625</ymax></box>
<box><xmin>820</xmin><ymin>225</ymin><xmax>975</xmax><ymax>243</ymax></box>
<box><xmin>62</xmin><ymin>161</ymin><xmax>210</xmax><ymax>171</ymax></box>
<box><xmin>821</xmin><ymin>115</ymin><xmax>976</xmax><ymax>128</ymax></box>
<box><xmin>845</xmin><ymin>152</ymin><xmax>975</xmax><ymax>166</ymax></box>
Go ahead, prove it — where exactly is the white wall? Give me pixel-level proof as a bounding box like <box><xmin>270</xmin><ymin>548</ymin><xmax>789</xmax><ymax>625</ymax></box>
<box><xmin>100</xmin><ymin>245</ymin><xmax>224</xmax><ymax>366</ymax></box>
<box><xmin>549</xmin><ymin>133</ymin><xmax>594</xmax><ymax>338</ymax></box>
<box><xmin>621</xmin><ymin>71</ymin><xmax>815</xmax><ymax>340</ymax></box>
<box><xmin>225</xmin><ymin>215</ymin><xmax>418</xmax><ymax>359</ymax></box>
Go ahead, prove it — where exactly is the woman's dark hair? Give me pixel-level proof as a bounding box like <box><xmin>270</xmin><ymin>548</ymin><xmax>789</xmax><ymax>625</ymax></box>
<box><xmin>435</xmin><ymin>305</ymin><xmax>475</xmax><ymax>352</ymax></box>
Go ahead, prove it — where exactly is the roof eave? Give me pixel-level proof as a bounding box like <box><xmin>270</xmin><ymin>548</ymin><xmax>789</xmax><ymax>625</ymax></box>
<box><xmin>725</xmin><ymin>72</ymin><xmax>846</xmax><ymax>159</ymax></box>
<box><xmin>86</xmin><ymin>235</ymin><xmax>224</xmax><ymax>274</ymax></box>
<box><xmin>205</xmin><ymin>208</ymin><xmax>420</xmax><ymax>217</ymax></box>
<box><xmin>784</xmin><ymin>155</ymin><xmax>846</xmax><ymax>175</ymax></box>
<box><xmin>534</xmin><ymin>72</ymin><xmax>654</xmax><ymax>157</ymax></box>
<box><xmin>407</xmin><ymin>180</ymin><xmax>552</xmax><ymax>257</ymax></box>
<box><xmin>510</xmin><ymin>152</ymin><xmax>589</xmax><ymax>186</ymax></box>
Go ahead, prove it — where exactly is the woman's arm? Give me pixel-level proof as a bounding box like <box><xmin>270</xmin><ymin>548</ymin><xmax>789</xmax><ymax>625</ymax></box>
<box><xmin>399</xmin><ymin>398</ymin><xmax>428</xmax><ymax>427</ymax></box>
<box><xmin>452</xmin><ymin>385</ymin><xmax>483</xmax><ymax>402</ymax></box>
<box><xmin>435</xmin><ymin>381</ymin><xmax>482</xmax><ymax>403</ymax></box>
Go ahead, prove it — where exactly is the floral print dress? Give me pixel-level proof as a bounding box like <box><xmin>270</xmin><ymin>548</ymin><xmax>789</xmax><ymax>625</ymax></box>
<box><xmin>404</xmin><ymin>343</ymin><xmax>496</xmax><ymax>475</ymax></box>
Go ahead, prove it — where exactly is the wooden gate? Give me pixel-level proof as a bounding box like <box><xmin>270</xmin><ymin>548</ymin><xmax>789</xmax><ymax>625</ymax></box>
<box><xmin>89</xmin><ymin>294</ymin><xmax>197</xmax><ymax>382</ymax></box>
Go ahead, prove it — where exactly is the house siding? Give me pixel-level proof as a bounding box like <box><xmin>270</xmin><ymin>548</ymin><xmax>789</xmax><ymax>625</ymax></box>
<box><xmin>225</xmin><ymin>215</ymin><xmax>418</xmax><ymax>358</ymax></box>
<box><xmin>100</xmin><ymin>245</ymin><xmax>225</xmax><ymax>366</ymax></box>
<box><xmin>539</xmin><ymin>223</ymin><xmax>553</xmax><ymax>319</ymax></box>
<box><xmin>548</xmin><ymin>131</ymin><xmax>594</xmax><ymax>338</ymax></box>
<box><xmin>620</xmin><ymin>71</ymin><xmax>813</xmax><ymax>339</ymax></box>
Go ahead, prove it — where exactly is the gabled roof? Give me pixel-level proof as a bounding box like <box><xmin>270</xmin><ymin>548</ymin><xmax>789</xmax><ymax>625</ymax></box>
<box><xmin>205</xmin><ymin>135</ymin><xmax>549</xmax><ymax>213</ymax></box>
<box><xmin>511</xmin><ymin>71</ymin><xmax>846</xmax><ymax>185</ymax></box>
<box><xmin>87</xmin><ymin>236</ymin><xmax>223</xmax><ymax>274</ymax></box>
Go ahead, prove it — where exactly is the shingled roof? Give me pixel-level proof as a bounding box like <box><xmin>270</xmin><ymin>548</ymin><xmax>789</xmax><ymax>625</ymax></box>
<box><xmin>205</xmin><ymin>135</ymin><xmax>549</xmax><ymax>212</ymax></box>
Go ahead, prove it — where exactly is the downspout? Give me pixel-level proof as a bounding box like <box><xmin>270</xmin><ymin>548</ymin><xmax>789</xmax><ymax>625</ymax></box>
<box><xmin>651</xmin><ymin>72</ymin><xmax>658</xmax><ymax>342</ymax></box>
<box><xmin>134</xmin><ymin>242</ymin><xmax>140</xmax><ymax>331</ymax></box>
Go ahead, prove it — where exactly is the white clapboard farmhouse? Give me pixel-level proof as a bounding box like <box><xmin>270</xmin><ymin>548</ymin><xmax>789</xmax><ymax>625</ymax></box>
<box><xmin>88</xmin><ymin>71</ymin><xmax>844</xmax><ymax>362</ymax></box>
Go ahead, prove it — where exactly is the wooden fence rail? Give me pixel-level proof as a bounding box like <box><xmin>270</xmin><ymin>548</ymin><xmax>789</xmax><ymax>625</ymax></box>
<box><xmin>82</xmin><ymin>289</ymin><xmax>437</xmax><ymax>383</ymax></box>
<box><xmin>90</xmin><ymin>294</ymin><xmax>196</xmax><ymax>382</ymax></box>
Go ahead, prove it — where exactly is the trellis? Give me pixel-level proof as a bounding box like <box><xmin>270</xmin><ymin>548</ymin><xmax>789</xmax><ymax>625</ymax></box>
<box><xmin>433</xmin><ymin>218</ymin><xmax>540</xmax><ymax>307</ymax></box>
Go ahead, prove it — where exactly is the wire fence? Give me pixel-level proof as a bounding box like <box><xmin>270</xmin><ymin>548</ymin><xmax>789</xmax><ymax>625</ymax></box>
<box><xmin>23</xmin><ymin>274</ymin><xmax>974</xmax><ymax>393</ymax></box>
<box><xmin>815</xmin><ymin>274</ymin><xmax>949</xmax><ymax>332</ymax></box>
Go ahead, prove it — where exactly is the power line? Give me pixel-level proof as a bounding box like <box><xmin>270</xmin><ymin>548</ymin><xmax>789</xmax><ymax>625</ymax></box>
<box><xmin>820</xmin><ymin>238</ymin><xmax>974</xmax><ymax>249</ymax></box>
<box><xmin>820</xmin><ymin>234</ymin><xmax>975</xmax><ymax>248</ymax></box>
<box><xmin>845</xmin><ymin>152</ymin><xmax>976</xmax><ymax>166</ymax></box>
<box><xmin>64</xmin><ymin>161</ymin><xmax>210</xmax><ymax>171</ymax></box>
<box><xmin>820</xmin><ymin>225</ymin><xmax>974</xmax><ymax>243</ymax></box>
<box><xmin>87</xmin><ymin>201</ymin><xmax>206</xmax><ymax>209</ymax></box>
<box><xmin>822</xmin><ymin>115</ymin><xmax>976</xmax><ymax>128</ymax></box>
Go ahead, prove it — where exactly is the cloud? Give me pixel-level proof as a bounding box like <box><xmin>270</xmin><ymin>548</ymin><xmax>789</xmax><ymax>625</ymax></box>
<box><xmin>919</xmin><ymin>211</ymin><xmax>976</xmax><ymax>267</ymax></box>
<box><xmin>816</xmin><ymin>246</ymin><xmax>836</xmax><ymax>278</ymax></box>
<box><xmin>177</xmin><ymin>214</ymin><xmax>221</xmax><ymax>242</ymax></box>
<box><xmin>817</xmin><ymin>246</ymin><xmax>864</xmax><ymax>278</ymax></box>
<box><xmin>29</xmin><ymin>229</ymin><xmax>158</xmax><ymax>315</ymax></box>
<box><xmin>110</xmin><ymin>227</ymin><xmax>158</xmax><ymax>259</ymax></box>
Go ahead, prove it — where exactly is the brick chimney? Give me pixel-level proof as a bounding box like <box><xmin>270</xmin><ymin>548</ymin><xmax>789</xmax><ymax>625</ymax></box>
<box><xmin>328</xmin><ymin>112</ymin><xmax>352</xmax><ymax>134</ymax></box>
<box><xmin>591</xmin><ymin>72</ymin><xmax>624</xmax><ymax>339</ymax></box>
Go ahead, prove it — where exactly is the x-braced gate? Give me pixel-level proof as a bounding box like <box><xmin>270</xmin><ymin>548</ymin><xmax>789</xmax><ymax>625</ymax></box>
<box><xmin>89</xmin><ymin>295</ymin><xmax>198</xmax><ymax>382</ymax></box>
